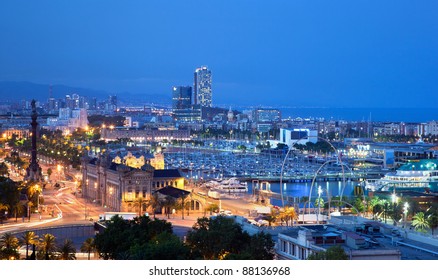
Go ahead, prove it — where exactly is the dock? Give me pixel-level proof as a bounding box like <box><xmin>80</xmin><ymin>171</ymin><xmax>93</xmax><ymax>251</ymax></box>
<box><xmin>253</xmin><ymin>189</ymin><xmax>296</xmax><ymax>203</ymax></box>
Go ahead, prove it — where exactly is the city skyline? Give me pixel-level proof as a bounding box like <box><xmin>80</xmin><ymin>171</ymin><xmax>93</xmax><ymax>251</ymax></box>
<box><xmin>1</xmin><ymin>1</ymin><xmax>438</xmax><ymax>109</ymax></box>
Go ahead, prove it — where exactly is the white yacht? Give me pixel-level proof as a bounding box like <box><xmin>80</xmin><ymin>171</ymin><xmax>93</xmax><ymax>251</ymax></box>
<box><xmin>365</xmin><ymin>159</ymin><xmax>438</xmax><ymax>192</ymax></box>
<box><xmin>209</xmin><ymin>177</ymin><xmax>249</xmax><ymax>193</ymax></box>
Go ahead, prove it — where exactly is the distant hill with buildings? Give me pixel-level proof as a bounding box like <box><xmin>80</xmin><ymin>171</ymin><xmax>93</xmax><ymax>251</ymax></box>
<box><xmin>0</xmin><ymin>81</ymin><xmax>170</xmax><ymax>105</ymax></box>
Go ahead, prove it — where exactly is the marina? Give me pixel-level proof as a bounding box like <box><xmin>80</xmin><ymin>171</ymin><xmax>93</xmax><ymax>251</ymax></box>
<box><xmin>248</xmin><ymin>180</ymin><xmax>357</xmax><ymax>207</ymax></box>
<box><xmin>164</xmin><ymin>148</ymin><xmax>382</xmax><ymax>184</ymax></box>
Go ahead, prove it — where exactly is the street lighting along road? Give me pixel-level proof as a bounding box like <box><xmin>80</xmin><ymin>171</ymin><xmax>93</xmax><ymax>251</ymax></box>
<box><xmin>403</xmin><ymin>202</ymin><xmax>409</xmax><ymax>228</ymax></box>
<box><xmin>317</xmin><ymin>186</ymin><xmax>322</xmax><ymax>224</ymax></box>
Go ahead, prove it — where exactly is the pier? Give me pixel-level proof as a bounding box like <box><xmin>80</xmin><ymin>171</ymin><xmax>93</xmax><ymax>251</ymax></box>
<box><xmin>239</xmin><ymin>172</ymin><xmax>384</xmax><ymax>183</ymax></box>
<box><xmin>253</xmin><ymin>189</ymin><xmax>296</xmax><ymax>203</ymax></box>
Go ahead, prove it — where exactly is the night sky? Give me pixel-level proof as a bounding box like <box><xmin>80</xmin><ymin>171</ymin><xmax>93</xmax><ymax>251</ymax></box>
<box><xmin>1</xmin><ymin>1</ymin><xmax>437</xmax><ymax>108</ymax></box>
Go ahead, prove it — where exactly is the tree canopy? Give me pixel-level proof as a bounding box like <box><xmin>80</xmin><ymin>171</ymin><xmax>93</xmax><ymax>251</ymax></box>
<box><xmin>186</xmin><ymin>216</ymin><xmax>274</xmax><ymax>260</ymax></box>
<box><xmin>94</xmin><ymin>215</ymin><xmax>190</xmax><ymax>260</ymax></box>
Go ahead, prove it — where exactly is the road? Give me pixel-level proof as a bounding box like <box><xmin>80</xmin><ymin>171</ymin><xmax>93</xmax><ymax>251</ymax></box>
<box><xmin>1</xmin><ymin>160</ymin><xmax>105</xmax><ymax>235</ymax></box>
<box><xmin>2</xmin><ymin>157</ymin><xmax>261</xmax><ymax>237</ymax></box>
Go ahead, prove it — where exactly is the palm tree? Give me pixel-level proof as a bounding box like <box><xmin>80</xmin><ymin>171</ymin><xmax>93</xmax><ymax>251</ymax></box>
<box><xmin>0</xmin><ymin>203</ymin><xmax>8</xmax><ymax>224</ymax></box>
<box><xmin>183</xmin><ymin>199</ymin><xmax>192</xmax><ymax>217</ymax></box>
<box><xmin>162</xmin><ymin>196</ymin><xmax>176</xmax><ymax>219</ymax></box>
<box><xmin>279</xmin><ymin>206</ymin><xmax>298</xmax><ymax>226</ymax></box>
<box><xmin>38</xmin><ymin>233</ymin><xmax>57</xmax><ymax>260</ymax></box>
<box><xmin>370</xmin><ymin>197</ymin><xmax>385</xmax><ymax>220</ymax></box>
<box><xmin>315</xmin><ymin>197</ymin><xmax>324</xmax><ymax>208</ymax></box>
<box><xmin>27</xmin><ymin>183</ymin><xmax>38</xmax><ymax>198</ymax></box>
<box><xmin>177</xmin><ymin>193</ymin><xmax>189</xmax><ymax>220</ymax></box>
<box><xmin>264</xmin><ymin>208</ymin><xmax>279</xmax><ymax>227</ymax></box>
<box><xmin>0</xmin><ymin>233</ymin><xmax>20</xmax><ymax>260</ymax></box>
<box><xmin>264</xmin><ymin>214</ymin><xmax>276</xmax><ymax>227</ymax></box>
<box><xmin>147</xmin><ymin>193</ymin><xmax>162</xmax><ymax>219</ymax></box>
<box><xmin>27</xmin><ymin>201</ymin><xmax>34</xmax><ymax>221</ymax></box>
<box><xmin>20</xmin><ymin>231</ymin><xmax>38</xmax><ymax>259</ymax></box>
<box><xmin>412</xmin><ymin>212</ymin><xmax>430</xmax><ymax>233</ymax></box>
<box><xmin>205</xmin><ymin>203</ymin><xmax>219</xmax><ymax>216</ymax></box>
<box><xmin>427</xmin><ymin>208</ymin><xmax>438</xmax><ymax>236</ymax></box>
<box><xmin>80</xmin><ymin>238</ymin><xmax>96</xmax><ymax>260</ymax></box>
<box><xmin>58</xmin><ymin>239</ymin><xmax>76</xmax><ymax>260</ymax></box>
<box><xmin>133</xmin><ymin>196</ymin><xmax>144</xmax><ymax>217</ymax></box>
<box><xmin>11</xmin><ymin>202</ymin><xmax>24</xmax><ymax>222</ymax></box>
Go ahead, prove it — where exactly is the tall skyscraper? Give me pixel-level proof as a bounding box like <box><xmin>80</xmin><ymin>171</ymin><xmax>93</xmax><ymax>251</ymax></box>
<box><xmin>172</xmin><ymin>86</ymin><xmax>192</xmax><ymax>110</ymax></box>
<box><xmin>172</xmin><ymin>86</ymin><xmax>200</xmax><ymax>122</ymax></box>
<box><xmin>194</xmin><ymin>66</ymin><xmax>212</xmax><ymax>107</ymax></box>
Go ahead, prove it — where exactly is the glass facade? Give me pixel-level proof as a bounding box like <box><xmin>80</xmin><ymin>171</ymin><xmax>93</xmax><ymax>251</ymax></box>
<box><xmin>194</xmin><ymin>66</ymin><xmax>212</xmax><ymax>107</ymax></box>
<box><xmin>172</xmin><ymin>86</ymin><xmax>192</xmax><ymax>110</ymax></box>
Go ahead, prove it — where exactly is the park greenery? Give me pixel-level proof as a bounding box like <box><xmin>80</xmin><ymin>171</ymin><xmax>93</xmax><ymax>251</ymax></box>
<box><xmin>0</xmin><ymin>231</ymin><xmax>79</xmax><ymax>260</ymax></box>
<box><xmin>186</xmin><ymin>216</ymin><xmax>275</xmax><ymax>260</ymax></box>
<box><xmin>0</xmin><ymin>176</ymin><xmax>46</xmax><ymax>223</ymax></box>
<box><xmin>93</xmin><ymin>215</ymin><xmax>274</xmax><ymax>260</ymax></box>
<box><xmin>1</xmin><ymin>215</ymin><xmax>275</xmax><ymax>260</ymax></box>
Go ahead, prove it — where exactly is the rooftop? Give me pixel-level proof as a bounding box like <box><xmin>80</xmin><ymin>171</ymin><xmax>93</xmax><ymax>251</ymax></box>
<box><xmin>156</xmin><ymin>186</ymin><xmax>190</xmax><ymax>198</ymax></box>
<box><xmin>154</xmin><ymin>169</ymin><xmax>183</xmax><ymax>178</ymax></box>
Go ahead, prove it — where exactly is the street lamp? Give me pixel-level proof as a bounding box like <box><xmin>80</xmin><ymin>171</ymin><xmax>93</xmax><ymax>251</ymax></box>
<box><xmin>391</xmin><ymin>193</ymin><xmax>398</xmax><ymax>226</ymax></box>
<box><xmin>403</xmin><ymin>202</ymin><xmax>409</xmax><ymax>228</ymax></box>
<box><xmin>35</xmin><ymin>184</ymin><xmax>40</xmax><ymax>211</ymax></box>
<box><xmin>391</xmin><ymin>193</ymin><xmax>398</xmax><ymax>204</ymax></box>
<box><xmin>317</xmin><ymin>185</ymin><xmax>322</xmax><ymax>224</ymax></box>
<box><xmin>384</xmin><ymin>202</ymin><xmax>389</xmax><ymax>224</ymax></box>
<box><xmin>84</xmin><ymin>179</ymin><xmax>89</xmax><ymax>220</ymax></box>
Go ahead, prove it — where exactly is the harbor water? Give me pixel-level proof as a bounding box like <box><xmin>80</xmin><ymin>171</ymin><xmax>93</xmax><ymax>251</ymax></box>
<box><xmin>247</xmin><ymin>180</ymin><xmax>357</xmax><ymax>207</ymax></box>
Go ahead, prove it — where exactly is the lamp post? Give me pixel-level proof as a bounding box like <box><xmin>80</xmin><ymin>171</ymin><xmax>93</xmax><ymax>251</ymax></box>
<box><xmin>403</xmin><ymin>202</ymin><xmax>409</xmax><ymax>228</ymax></box>
<box><xmin>34</xmin><ymin>184</ymin><xmax>40</xmax><ymax>211</ymax></box>
<box><xmin>391</xmin><ymin>193</ymin><xmax>398</xmax><ymax>226</ymax></box>
<box><xmin>85</xmin><ymin>179</ymin><xmax>89</xmax><ymax>220</ymax></box>
<box><xmin>317</xmin><ymin>185</ymin><xmax>322</xmax><ymax>224</ymax></box>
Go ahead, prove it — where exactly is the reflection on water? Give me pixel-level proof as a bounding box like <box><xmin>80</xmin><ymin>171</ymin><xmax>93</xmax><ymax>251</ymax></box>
<box><xmin>248</xmin><ymin>181</ymin><xmax>356</xmax><ymax>198</ymax></box>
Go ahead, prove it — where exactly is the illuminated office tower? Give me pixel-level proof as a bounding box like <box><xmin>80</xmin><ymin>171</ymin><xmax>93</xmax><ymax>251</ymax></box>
<box><xmin>172</xmin><ymin>86</ymin><xmax>200</xmax><ymax>121</ymax></box>
<box><xmin>172</xmin><ymin>86</ymin><xmax>192</xmax><ymax>110</ymax></box>
<box><xmin>194</xmin><ymin>66</ymin><xmax>212</xmax><ymax>107</ymax></box>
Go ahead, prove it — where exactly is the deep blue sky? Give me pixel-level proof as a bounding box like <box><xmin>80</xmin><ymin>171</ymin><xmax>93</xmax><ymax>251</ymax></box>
<box><xmin>1</xmin><ymin>1</ymin><xmax>437</xmax><ymax>107</ymax></box>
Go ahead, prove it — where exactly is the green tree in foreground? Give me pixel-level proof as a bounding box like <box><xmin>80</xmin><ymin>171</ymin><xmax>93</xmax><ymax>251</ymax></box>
<box><xmin>58</xmin><ymin>239</ymin><xmax>77</xmax><ymax>260</ymax></box>
<box><xmin>81</xmin><ymin>237</ymin><xmax>96</xmax><ymax>260</ymax></box>
<box><xmin>20</xmin><ymin>231</ymin><xmax>38</xmax><ymax>259</ymax></box>
<box><xmin>412</xmin><ymin>212</ymin><xmax>430</xmax><ymax>233</ymax></box>
<box><xmin>129</xmin><ymin>232</ymin><xmax>191</xmax><ymax>260</ymax></box>
<box><xmin>426</xmin><ymin>206</ymin><xmax>438</xmax><ymax>236</ymax></box>
<box><xmin>307</xmin><ymin>245</ymin><xmax>348</xmax><ymax>260</ymax></box>
<box><xmin>186</xmin><ymin>216</ymin><xmax>274</xmax><ymax>260</ymax></box>
<box><xmin>38</xmin><ymin>233</ymin><xmax>57</xmax><ymax>260</ymax></box>
<box><xmin>0</xmin><ymin>232</ymin><xmax>20</xmax><ymax>260</ymax></box>
<box><xmin>147</xmin><ymin>193</ymin><xmax>162</xmax><ymax>219</ymax></box>
<box><xmin>94</xmin><ymin>215</ymin><xmax>186</xmax><ymax>260</ymax></box>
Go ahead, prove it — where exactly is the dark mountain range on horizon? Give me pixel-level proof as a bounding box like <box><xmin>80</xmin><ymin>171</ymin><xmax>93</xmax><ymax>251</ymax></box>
<box><xmin>0</xmin><ymin>81</ymin><xmax>171</xmax><ymax>105</ymax></box>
